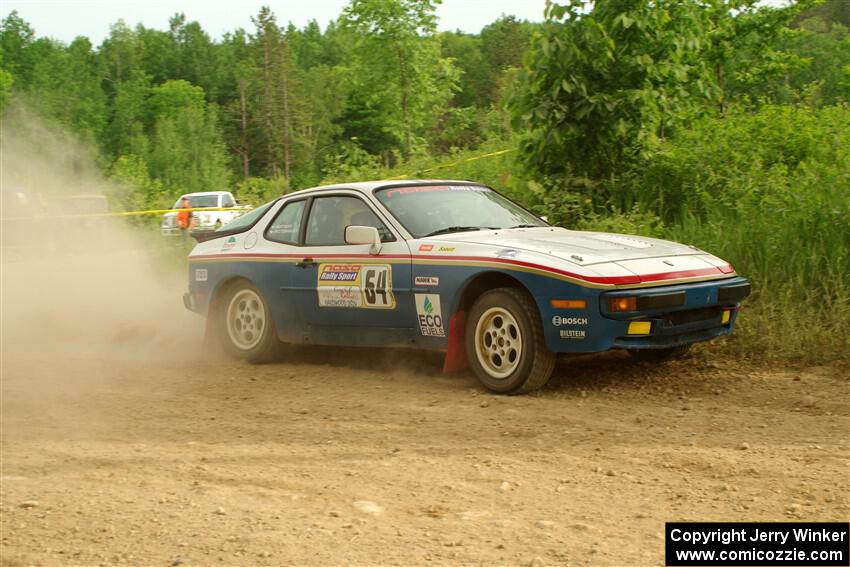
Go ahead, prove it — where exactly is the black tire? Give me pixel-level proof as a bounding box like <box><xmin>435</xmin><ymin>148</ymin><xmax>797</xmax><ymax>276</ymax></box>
<box><xmin>628</xmin><ymin>344</ymin><xmax>692</xmax><ymax>362</ymax></box>
<box><xmin>216</xmin><ymin>280</ymin><xmax>279</xmax><ymax>363</ymax></box>
<box><xmin>465</xmin><ymin>287</ymin><xmax>556</xmax><ymax>394</ymax></box>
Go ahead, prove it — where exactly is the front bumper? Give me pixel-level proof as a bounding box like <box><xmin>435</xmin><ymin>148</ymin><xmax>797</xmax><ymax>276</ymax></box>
<box><xmin>542</xmin><ymin>276</ymin><xmax>751</xmax><ymax>353</ymax></box>
<box><xmin>603</xmin><ymin>278</ymin><xmax>750</xmax><ymax>350</ymax></box>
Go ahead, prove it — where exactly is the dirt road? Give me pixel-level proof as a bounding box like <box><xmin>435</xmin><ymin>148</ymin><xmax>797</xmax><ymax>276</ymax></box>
<box><xmin>2</xmin><ymin>343</ymin><xmax>848</xmax><ymax>566</ymax></box>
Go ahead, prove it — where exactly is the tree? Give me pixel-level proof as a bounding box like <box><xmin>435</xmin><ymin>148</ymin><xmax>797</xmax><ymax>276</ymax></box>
<box><xmin>0</xmin><ymin>11</ymin><xmax>35</xmax><ymax>83</ymax></box>
<box><xmin>340</xmin><ymin>0</ymin><xmax>458</xmax><ymax>159</ymax></box>
<box><xmin>146</xmin><ymin>79</ymin><xmax>232</xmax><ymax>195</ymax></box>
<box><xmin>27</xmin><ymin>37</ymin><xmax>108</xmax><ymax>145</ymax></box>
<box><xmin>512</xmin><ymin>0</ymin><xmax>722</xmax><ymax>186</ymax></box>
<box><xmin>249</xmin><ymin>7</ymin><xmax>300</xmax><ymax>182</ymax></box>
<box><xmin>104</xmin><ymin>70</ymin><xmax>151</xmax><ymax>158</ymax></box>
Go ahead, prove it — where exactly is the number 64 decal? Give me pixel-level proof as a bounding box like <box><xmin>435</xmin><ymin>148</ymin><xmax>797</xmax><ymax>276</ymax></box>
<box><xmin>362</xmin><ymin>265</ymin><xmax>396</xmax><ymax>309</ymax></box>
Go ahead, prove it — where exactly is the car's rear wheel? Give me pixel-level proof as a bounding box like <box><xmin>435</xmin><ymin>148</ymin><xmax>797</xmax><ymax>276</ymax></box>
<box><xmin>218</xmin><ymin>280</ymin><xmax>279</xmax><ymax>363</ymax></box>
<box><xmin>628</xmin><ymin>344</ymin><xmax>692</xmax><ymax>362</ymax></box>
<box><xmin>465</xmin><ymin>287</ymin><xmax>555</xmax><ymax>394</ymax></box>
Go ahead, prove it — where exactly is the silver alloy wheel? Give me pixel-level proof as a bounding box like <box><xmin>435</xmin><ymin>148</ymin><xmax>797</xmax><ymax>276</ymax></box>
<box><xmin>226</xmin><ymin>288</ymin><xmax>266</xmax><ymax>350</ymax></box>
<box><xmin>473</xmin><ymin>306</ymin><xmax>523</xmax><ymax>379</ymax></box>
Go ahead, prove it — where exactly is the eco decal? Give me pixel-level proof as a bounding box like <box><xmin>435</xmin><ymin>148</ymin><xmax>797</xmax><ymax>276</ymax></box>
<box><xmin>415</xmin><ymin>294</ymin><xmax>445</xmax><ymax>337</ymax></box>
<box><xmin>414</xmin><ymin>276</ymin><xmax>439</xmax><ymax>287</ymax></box>
<box><xmin>194</xmin><ymin>268</ymin><xmax>208</xmax><ymax>282</ymax></box>
<box><xmin>317</xmin><ymin>264</ymin><xmax>396</xmax><ymax>309</ymax></box>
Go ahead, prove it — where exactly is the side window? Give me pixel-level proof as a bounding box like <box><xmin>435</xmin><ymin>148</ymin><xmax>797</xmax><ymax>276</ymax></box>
<box><xmin>305</xmin><ymin>196</ymin><xmax>394</xmax><ymax>246</ymax></box>
<box><xmin>266</xmin><ymin>200</ymin><xmax>306</xmax><ymax>244</ymax></box>
<box><xmin>221</xmin><ymin>194</ymin><xmax>235</xmax><ymax>208</ymax></box>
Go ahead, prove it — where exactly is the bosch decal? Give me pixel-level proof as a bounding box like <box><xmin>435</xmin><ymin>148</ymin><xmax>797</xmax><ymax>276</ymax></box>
<box><xmin>552</xmin><ymin>316</ymin><xmax>588</xmax><ymax>326</ymax></box>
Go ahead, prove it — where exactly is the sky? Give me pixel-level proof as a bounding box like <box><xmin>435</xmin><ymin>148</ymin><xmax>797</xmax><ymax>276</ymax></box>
<box><xmin>0</xmin><ymin>0</ymin><xmax>549</xmax><ymax>44</ymax></box>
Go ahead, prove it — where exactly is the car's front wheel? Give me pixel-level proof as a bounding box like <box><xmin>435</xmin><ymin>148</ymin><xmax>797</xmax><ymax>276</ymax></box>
<box><xmin>465</xmin><ymin>287</ymin><xmax>556</xmax><ymax>394</ymax></box>
<box><xmin>217</xmin><ymin>280</ymin><xmax>279</xmax><ymax>363</ymax></box>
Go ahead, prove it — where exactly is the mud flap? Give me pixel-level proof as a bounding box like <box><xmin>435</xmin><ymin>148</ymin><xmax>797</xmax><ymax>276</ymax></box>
<box><xmin>202</xmin><ymin>296</ymin><xmax>220</xmax><ymax>350</ymax></box>
<box><xmin>442</xmin><ymin>310</ymin><xmax>468</xmax><ymax>373</ymax></box>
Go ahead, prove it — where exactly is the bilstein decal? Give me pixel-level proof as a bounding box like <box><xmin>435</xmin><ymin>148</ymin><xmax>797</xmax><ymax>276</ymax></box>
<box><xmin>560</xmin><ymin>329</ymin><xmax>586</xmax><ymax>339</ymax></box>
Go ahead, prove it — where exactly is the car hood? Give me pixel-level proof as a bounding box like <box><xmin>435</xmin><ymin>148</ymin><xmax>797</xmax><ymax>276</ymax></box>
<box><xmin>441</xmin><ymin>227</ymin><xmax>696</xmax><ymax>263</ymax></box>
<box><xmin>433</xmin><ymin>227</ymin><xmax>733</xmax><ymax>282</ymax></box>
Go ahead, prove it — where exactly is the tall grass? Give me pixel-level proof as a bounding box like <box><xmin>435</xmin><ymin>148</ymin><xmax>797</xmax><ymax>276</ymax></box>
<box><xmin>630</xmin><ymin>104</ymin><xmax>850</xmax><ymax>365</ymax></box>
<box><xmin>320</xmin><ymin>105</ymin><xmax>850</xmax><ymax>366</ymax></box>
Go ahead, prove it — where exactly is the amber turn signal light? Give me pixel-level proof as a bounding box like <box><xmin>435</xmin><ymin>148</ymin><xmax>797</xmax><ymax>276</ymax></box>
<box><xmin>608</xmin><ymin>296</ymin><xmax>637</xmax><ymax>312</ymax></box>
<box><xmin>550</xmin><ymin>299</ymin><xmax>587</xmax><ymax>309</ymax></box>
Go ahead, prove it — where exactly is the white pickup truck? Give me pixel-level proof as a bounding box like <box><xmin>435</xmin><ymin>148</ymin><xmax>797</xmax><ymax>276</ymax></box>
<box><xmin>160</xmin><ymin>191</ymin><xmax>251</xmax><ymax>236</ymax></box>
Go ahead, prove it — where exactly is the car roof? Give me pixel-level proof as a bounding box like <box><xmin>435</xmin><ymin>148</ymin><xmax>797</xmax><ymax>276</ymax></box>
<box><xmin>180</xmin><ymin>191</ymin><xmax>230</xmax><ymax>197</ymax></box>
<box><xmin>284</xmin><ymin>179</ymin><xmax>480</xmax><ymax>198</ymax></box>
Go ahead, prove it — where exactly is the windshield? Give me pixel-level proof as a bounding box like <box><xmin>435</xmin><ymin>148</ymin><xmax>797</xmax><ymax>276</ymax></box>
<box><xmin>173</xmin><ymin>195</ymin><xmax>219</xmax><ymax>209</ymax></box>
<box><xmin>375</xmin><ymin>184</ymin><xmax>546</xmax><ymax>238</ymax></box>
<box><xmin>216</xmin><ymin>200</ymin><xmax>275</xmax><ymax>232</ymax></box>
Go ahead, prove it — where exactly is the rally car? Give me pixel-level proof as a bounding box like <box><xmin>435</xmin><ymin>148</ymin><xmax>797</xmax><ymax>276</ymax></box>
<box><xmin>183</xmin><ymin>180</ymin><xmax>750</xmax><ymax>394</ymax></box>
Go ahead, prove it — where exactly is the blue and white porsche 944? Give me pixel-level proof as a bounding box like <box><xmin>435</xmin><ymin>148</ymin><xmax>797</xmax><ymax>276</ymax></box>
<box><xmin>184</xmin><ymin>180</ymin><xmax>750</xmax><ymax>394</ymax></box>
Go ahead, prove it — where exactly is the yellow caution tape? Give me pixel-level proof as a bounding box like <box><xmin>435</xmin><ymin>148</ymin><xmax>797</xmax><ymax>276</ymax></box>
<box><xmin>385</xmin><ymin>148</ymin><xmax>516</xmax><ymax>180</ymax></box>
<box><xmin>1</xmin><ymin>207</ymin><xmax>249</xmax><ymax>221</ymax></box>
<box><xmin>2</xmin><ymin>148</ymin><xmax>515</xmax><ymax>220</ymax></box>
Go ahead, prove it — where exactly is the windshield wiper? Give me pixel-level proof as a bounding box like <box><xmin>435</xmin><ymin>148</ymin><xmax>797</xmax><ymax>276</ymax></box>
<box><xmin>422</xmin><ymin>226</ymin><xmax>484</xmax><ymax>237</ymax></box>
<box><xmin>509</xmin><ymin>224</ymin><xmax>541</xmax><ymax>229</ymax></box>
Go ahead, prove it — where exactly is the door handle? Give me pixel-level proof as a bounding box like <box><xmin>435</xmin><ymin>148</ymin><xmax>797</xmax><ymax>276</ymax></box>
<box><xmin>295</xmin><ymin>258</ymin><xmax>316</xmax><ymax>269</ymax></box>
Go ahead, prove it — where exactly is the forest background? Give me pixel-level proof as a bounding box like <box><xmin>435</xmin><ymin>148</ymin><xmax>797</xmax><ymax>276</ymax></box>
<box><xmin>1</xmin><ymin>0</ymin><xmax>848</xmax><ymax>365</ymax></box>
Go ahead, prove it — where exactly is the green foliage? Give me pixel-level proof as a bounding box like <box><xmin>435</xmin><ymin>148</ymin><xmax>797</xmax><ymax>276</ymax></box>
<box><xmin>148</xmin><ymin>102</ymin><xmax>232</xmax><ymax>195</ymax></box>
<box><xmin>2</xmin><ymin>1</ymin><xmax>847</xmax><ymax>365</ymax></box>
<box><xmin>110</xmin><ymin>154</ymin><xmax>165</xmax><ymax>211</ymax></box>
<box><xmin>0</xmin><ymin>62</ymin><xmax>13</xmax><ymax>111</ymax></box>
<box><xmin>340</xmin><ymin>0</ymin><xmax>459</xmax><ymax>159</ymax></box>
<box><xmin>26</xmin><ymin>37</ymin><xmax>107</xmax><ymax>144</ymax></box>
<box><xmin>148</xmin><ymin>79</ymin><xmax>205</xmax><ymax>118</ymax></box>
<box><xmin>512</xmin><ymin>0</ymin><xmax>721</xmax><ymax>183</ymax></box>
<box><xmin>233</xmin><ymin>176</ymin><xmax>289</xmax><ymax>205</ymax></box>
<box><xmin>581</xmin><ymin>104</ymin><xmax>849</xmax><ymax>364</ymax></box>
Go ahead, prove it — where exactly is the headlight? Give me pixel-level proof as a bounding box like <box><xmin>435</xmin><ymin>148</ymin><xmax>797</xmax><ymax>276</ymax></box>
<box><xmin>609</xmin><ymin>296</ymin><xmax>637</xmax><ymax>312</ymax></box>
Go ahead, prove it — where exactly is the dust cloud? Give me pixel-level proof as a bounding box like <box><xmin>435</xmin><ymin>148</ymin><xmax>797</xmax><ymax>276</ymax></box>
<box><xmin>1</xmin><ymin>104</ymin><xmax>204</xmax><ymax>365</ymax></box>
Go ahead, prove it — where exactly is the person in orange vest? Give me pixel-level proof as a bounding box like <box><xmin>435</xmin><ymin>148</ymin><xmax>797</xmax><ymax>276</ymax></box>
<box><xmin>176</xmin><ymin>196</ymin><xmax>192</xmax><ymax>232</ymax></box>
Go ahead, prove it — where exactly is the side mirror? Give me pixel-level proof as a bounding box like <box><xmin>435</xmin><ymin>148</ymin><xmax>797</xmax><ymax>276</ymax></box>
<box><xmin>540</xmin><ymin>215</ymin><xmax>549</xmax><ymax>223</ymax></box>
<box><xmin>345</xmin><ymin>225</ymin><xmax>382</xmax><ymax>255</ymax></box>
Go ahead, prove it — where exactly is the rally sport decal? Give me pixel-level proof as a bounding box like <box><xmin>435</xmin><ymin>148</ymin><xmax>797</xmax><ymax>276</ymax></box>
<box><xmin>317</xmin><ymin>264</ymin><xmax>396</xmax><ymax>310</ymax></box>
